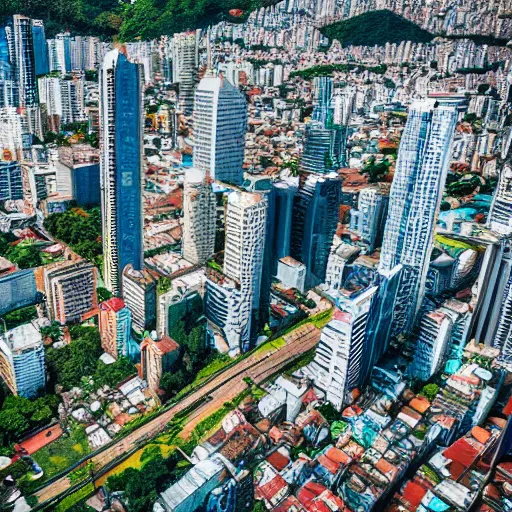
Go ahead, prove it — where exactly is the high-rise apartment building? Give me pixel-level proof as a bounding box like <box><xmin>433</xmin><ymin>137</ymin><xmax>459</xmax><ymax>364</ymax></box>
<box><xmin>488</xmin><ymin>162</ymin><xmax>512</xmax><ymax>235</ymax></box>
<box><xmin>31</xmin><ymin>19</ymin><xmax>49</xmax><ymax>76</ymax></box>
<box><xmin>0</xmin><ymin>161</ymin><xmax>23</xmax><ymax>201</ymax></box>
<box><xmin>182</xmin><ymin>168</ymin><xmax>216</xmax><ymax>265</ymax></box>
<box><xmin>204</xmin><ymin>191</ymin><xmax>267</xmax><ymax>354</ymax></box>
<box><xmin>70</xmin><ymin>36</ymin><xmax>84</xmax><ymax>71</ymax></box>
<box><xmin>291</xmin><ymin>173</ymin><xmax>342</xmax><ymax>288</ymax></box>
<box><xmin>56</xmin><ymin>144</ymin><xmax>100</xmax><ymax>205</ymax></box>
<box><xmin>122</xmin><ymin>265</ymin><xmax>157</xmax><ymax>333</ymax></box>
<box><xmin>349</xmin><ymin>183</ymin><xmax>390</xmax><ymax>252</ymax></box>
<box><xmin>100</xmin><ymin>48</ymin><xmax>144</xmax><ymax>294</ymax></box>
<box><xmin>305</xmin><ymin>287</ymin><xmax>377</xmax><ymax>411</ymax></box>
<box><xmin>222</xmin><ymin>191</ymin><xmax>267</xmax><ymax>352</ymax></box>
<box><xmin>0</xmin><ymin>107</ymin><xmax>23</xmax><ymax>160</ymax></box>
<box><xmin>99</xmin><ymin>297</ymin><xmax>132</xmax><ymax>359</ymax></box>
<box><xmin>205</xmin><ymin>268</ymin><xmax>243</xmax><ymax>356</ymax></box>
<box><xmin>379</xmin><ymin>99</ymin><xmax>458</xmax><ymax>338</ymax></box>
<box><xmin>44</xmin><ymin>260</ymin><xmax>98</xmax><ymax>324</ymax></box>
<box><xmin>0</xmin><ymin>323</ymin><xmax>46</xmax><ymax>398</ymax></box>
<box><xmin>171</xmin><ymin>31</ymin><xmax>199</xmax><ymax>113</ymax></box>
<box><xmin>49</xmin><ymin>32</ymin><xmax>71</xmax><ymax>73</ymax></box>
<box><xmin>193</xmin><ymin>75</ymin><xmax>247</xmax><ymax>185</ymax></box>
<box><xmin>39</xmin><ymin>77</ymin><xmax>87</xmax><ymax>130</ymax></box>
<box><xmin>60</xmin><ymin>79</ymin><xmax>86</xmax><ymax>125</ymax></box>
<box><xmin>2</xmin><ymin>15</ymin><xmax>39</xmax><ymax>107</ymax></box>
<box><xmin>410</xmin><ymin>307</ymin><xmax>453</xmax><ymax>381</ymax></box>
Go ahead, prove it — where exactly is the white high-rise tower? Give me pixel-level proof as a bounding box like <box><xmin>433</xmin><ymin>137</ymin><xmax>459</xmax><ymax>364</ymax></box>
<box><xmin>193</xmin><ymin>75</ymin><xmax>247</xmax><ymax>185</ymax></box>
<box><xmin>182</xmin><ymin>168</ymin><xmax>217</xmax><ymax>265</ymax></box>
<box><xmin>223</xmin><ymin>191</ymin><xmax>267</xmax><ymax>352</ymax></box>
<box><xmin>379</xmin><ymin>99</ymin><xmax>458</xmax><ymax>338</ymax></box>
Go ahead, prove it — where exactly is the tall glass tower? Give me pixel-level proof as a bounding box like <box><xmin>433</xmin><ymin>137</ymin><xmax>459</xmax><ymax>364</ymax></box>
<box><xmin>100</xmin><ymin>49</ymin><xmax>144</xmax><ymax>295</ymax></box>
<box><xmin>2</xmin><ymin>15</ymin><xmax>38</xmax><ymax>107</ymax></box>
<box><xmin>379</xmin><ymin>99</ymin><xmax>458</xmax><ymax>338</ymax></box>
<box><xmin>31</xmin><ymin>19</ymin><xmax>49</xmax><ymax>76</ymax></box>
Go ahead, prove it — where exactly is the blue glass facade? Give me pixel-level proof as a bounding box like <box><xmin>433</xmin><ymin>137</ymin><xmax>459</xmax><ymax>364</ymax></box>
<box><xmin>0</xmin><ymin>161</ymin><xmax>23</xmax><ymax>201</ymax></box>
<box><xmin>72</xmin><ymin>163</ymin><xmax>100</xmax><ymax>206</ymax></box>
<box><xmin>0</xmin><ymin>26</ymin><xmax>17</xmax><ymax>107</ymax></box>
<box><xmin>13</xmin><ymin>344</ymin><xmax>46</xmax><ymax>398</ymax></box>
<box><xmin>291</xmin><ymin>175</ymin><xmax>342</xmax><ymax>288</ymax></box>
<box><xmin>115</xmin><ymin>54</ymin><xmax>143</xmax><ymax>279</ymax></box>
<box><xmin>0</xmin><ymin>270</ymin><xmax>39</xmax><ymax>316</ymax></box>
<box><xmin>31</xmin><ymin>22</ymin><xmax>49</xmax><ymax>76</ymax></box>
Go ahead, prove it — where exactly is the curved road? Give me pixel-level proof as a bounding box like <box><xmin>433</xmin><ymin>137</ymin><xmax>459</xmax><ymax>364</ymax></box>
<box><xmin>34</xmin><ymin>323</ymin><xmax>321</xmax><ymax>505</ymax></box>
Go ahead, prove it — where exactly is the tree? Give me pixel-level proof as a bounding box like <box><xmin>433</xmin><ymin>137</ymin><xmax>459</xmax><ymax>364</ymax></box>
<box><xmin>0</xmin><ymin>394</ymin><xmax>60</xmax><ymax>446</ymax></box>
<box><xmin>46</xmin><ymin>327</ymin><xmax>103</xmax><ymax>390</ymax></box>
<box><xmin>97</xmin><ymin>287</ymin><xmax>113</xmax><ymax>303</ymax></box>
<box><xmin>40</xmin><ymin>321</ymin><xmax>63</xmax><ymax>343</ymax></box>
<box><xmin>160</xmin><ymin>371</ymin><xmax>187</xmax><ymax>397</ymax></box>
<box><xmin>106</xmin><ymin>455</ymin><xmax>171</xmax><ymax>512</ymax></box>
<box><xmin>421</xmin><ymin>383</ymin><xmax>439</xmax><ymax>401</ymax></box>
<box><xmin>360</xmin><ymin>157</ymin><xmax>390</xmax><ymax>183</ymax></box>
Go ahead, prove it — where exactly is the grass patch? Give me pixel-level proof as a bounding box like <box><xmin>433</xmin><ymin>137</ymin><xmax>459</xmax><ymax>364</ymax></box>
<box><xmin>32</xmin><ymin>424</ymin><xmax>89</xmax><ymax>482</ymax></box>
<box><xmin>253</xmin><ymin>336</ymin><xmax>286</xmax><ymax>355</ymax></box>
<box><xmin>194</xmin><ymin>353</ymin><xmax>232</xmax><ymax>381</ymax></box>
<box><xmin>55</xmin><ymin>482</ymin><xmax>95</xmax><ymax>512</ymax></box>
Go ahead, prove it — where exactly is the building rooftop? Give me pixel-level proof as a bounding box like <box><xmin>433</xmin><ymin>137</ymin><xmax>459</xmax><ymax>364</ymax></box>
<box><xmin>100</xmin><ymin>297</ymin><xmax>126</xmax><ymax>313</ymax></box>
<box><xmin>3</xmin><ymin>322</ymin><xmax>42</xmax><ymax>352</ymax></box>
<box><xmin>279</xmin><ymin>256</ymin><xmax>305</xmax><ymax>269</ymax></box>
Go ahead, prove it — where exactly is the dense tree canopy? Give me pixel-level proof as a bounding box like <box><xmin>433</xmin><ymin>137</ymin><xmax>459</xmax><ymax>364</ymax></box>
<box><xmin>1</xmin><ymin>0</ymin><xmax>275</xmax><ymax>41</ymax></box>
<box><xmin>321</xmin><ymin>10</ymin><xmax>434</xmax><ymax>47</ymax></box>
<box><xmin>46</xmin><ymin>326</ymin><xmax>136</xmax><ymax>391</ymax></box>
<box><xmin>44</xmin><ymin>207</ymin><xmax>102</xmax><ymax>262</ymax></box>
<box><xmin>0</xmin><ymin>395</ymin><xmax>60</xmax><ymax>447</ymax></box>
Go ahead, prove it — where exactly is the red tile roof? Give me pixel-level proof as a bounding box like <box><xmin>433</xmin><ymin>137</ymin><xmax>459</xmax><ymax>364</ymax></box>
<box><xmin>100</xmin><ymin>297</ymin><xmax>126</xmax><ymax>313</ymax></box>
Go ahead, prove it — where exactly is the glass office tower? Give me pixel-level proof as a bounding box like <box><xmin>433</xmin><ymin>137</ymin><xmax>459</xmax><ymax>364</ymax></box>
<box><xmin>100</xmin><ymin>49</ymin><xmax>144</xmax><ymax>295</ymax></box>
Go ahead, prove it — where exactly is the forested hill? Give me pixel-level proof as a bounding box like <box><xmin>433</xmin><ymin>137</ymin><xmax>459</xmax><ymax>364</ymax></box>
<box><xmin>0</xmin><ymin>0</ymin><xmax>274</xmax><ymax>40</ymax></box>
<box><xmin>320</xmin><ymin>10</ymin><xmax>435</xmax><ymax>47</ymax></box>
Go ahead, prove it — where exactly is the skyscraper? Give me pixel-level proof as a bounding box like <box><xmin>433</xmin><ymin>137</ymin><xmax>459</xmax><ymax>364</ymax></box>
<box><xmin>488</xmin><ymin>162</ymin><xmax>512</xmax><ymax>235</ymax></box>
<box><xmin>304</xmin><ymin>287</ymin><xmax>377</xmax><ymax>411</ymax></box>
<box><xmin>2</xmin><ymin>15</ymin><xmax>38</xmax><ymax>107</ymax></box>
<box><xmin>182</xmin><ymin>168</ymin><xmax>216</xmax><ymax>265</ymax></box>
<box><xmin>193</xmin><ymin>75</ymin><xmax>247</xmax><ymax>185</ymax></box>
<box><xmin>206</xmin><ymin>191</ymin><xmax>267</xmax><ymax>354</ymax></box>
<box><xmin>379</xmin><ymin>99</ymin><xmax>458</xmax><ymax>338</ymax></box>
<box><xmin>31</xmin><ymin>19</ymin><xmax>49</xmax><ymax>76</ymax></box>
<box><xmin>100</xmin><ymin>48</ymin><xmax>144</xmax><ymax>295</ymax></box>
<box><xmin>171</xmin><ymin>31</ymin><xmax>199</xmax><ymax>113</ymax></box>
<box><xmin>291</xmin><ymin>173</ymin><xmax>342</xmax><ymax>288</ymax></box>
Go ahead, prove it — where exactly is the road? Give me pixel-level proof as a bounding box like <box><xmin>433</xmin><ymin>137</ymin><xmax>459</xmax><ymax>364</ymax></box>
<box><xmin>34</xmin><ymin>323</ymin><xmax>321</xmax><ymax>505</ymax></box>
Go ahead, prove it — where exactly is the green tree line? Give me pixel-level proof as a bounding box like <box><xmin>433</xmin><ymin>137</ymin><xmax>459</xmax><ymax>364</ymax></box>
<box><xmin>1</xmin><ymin>0</ymin><xmax>274</xmax><ymax>41</ymax></box>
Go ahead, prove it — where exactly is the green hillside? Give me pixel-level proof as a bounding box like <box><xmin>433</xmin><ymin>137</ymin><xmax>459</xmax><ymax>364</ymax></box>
<box><xmin>321</xmin><ymin>10</ymin><xmax>434</xmax><ymax>47</ymax></box>
<box><xmin>0</xmin><ymin>0</ymin><xmax>276</xmax><ymax>40</ymax></box>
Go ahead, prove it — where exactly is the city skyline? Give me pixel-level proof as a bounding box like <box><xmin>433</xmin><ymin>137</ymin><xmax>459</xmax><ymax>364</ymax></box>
<box><xmin>0</xmin><ymin>5</ymin><xmax>511</xmax><ymax>512</ymax></box>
